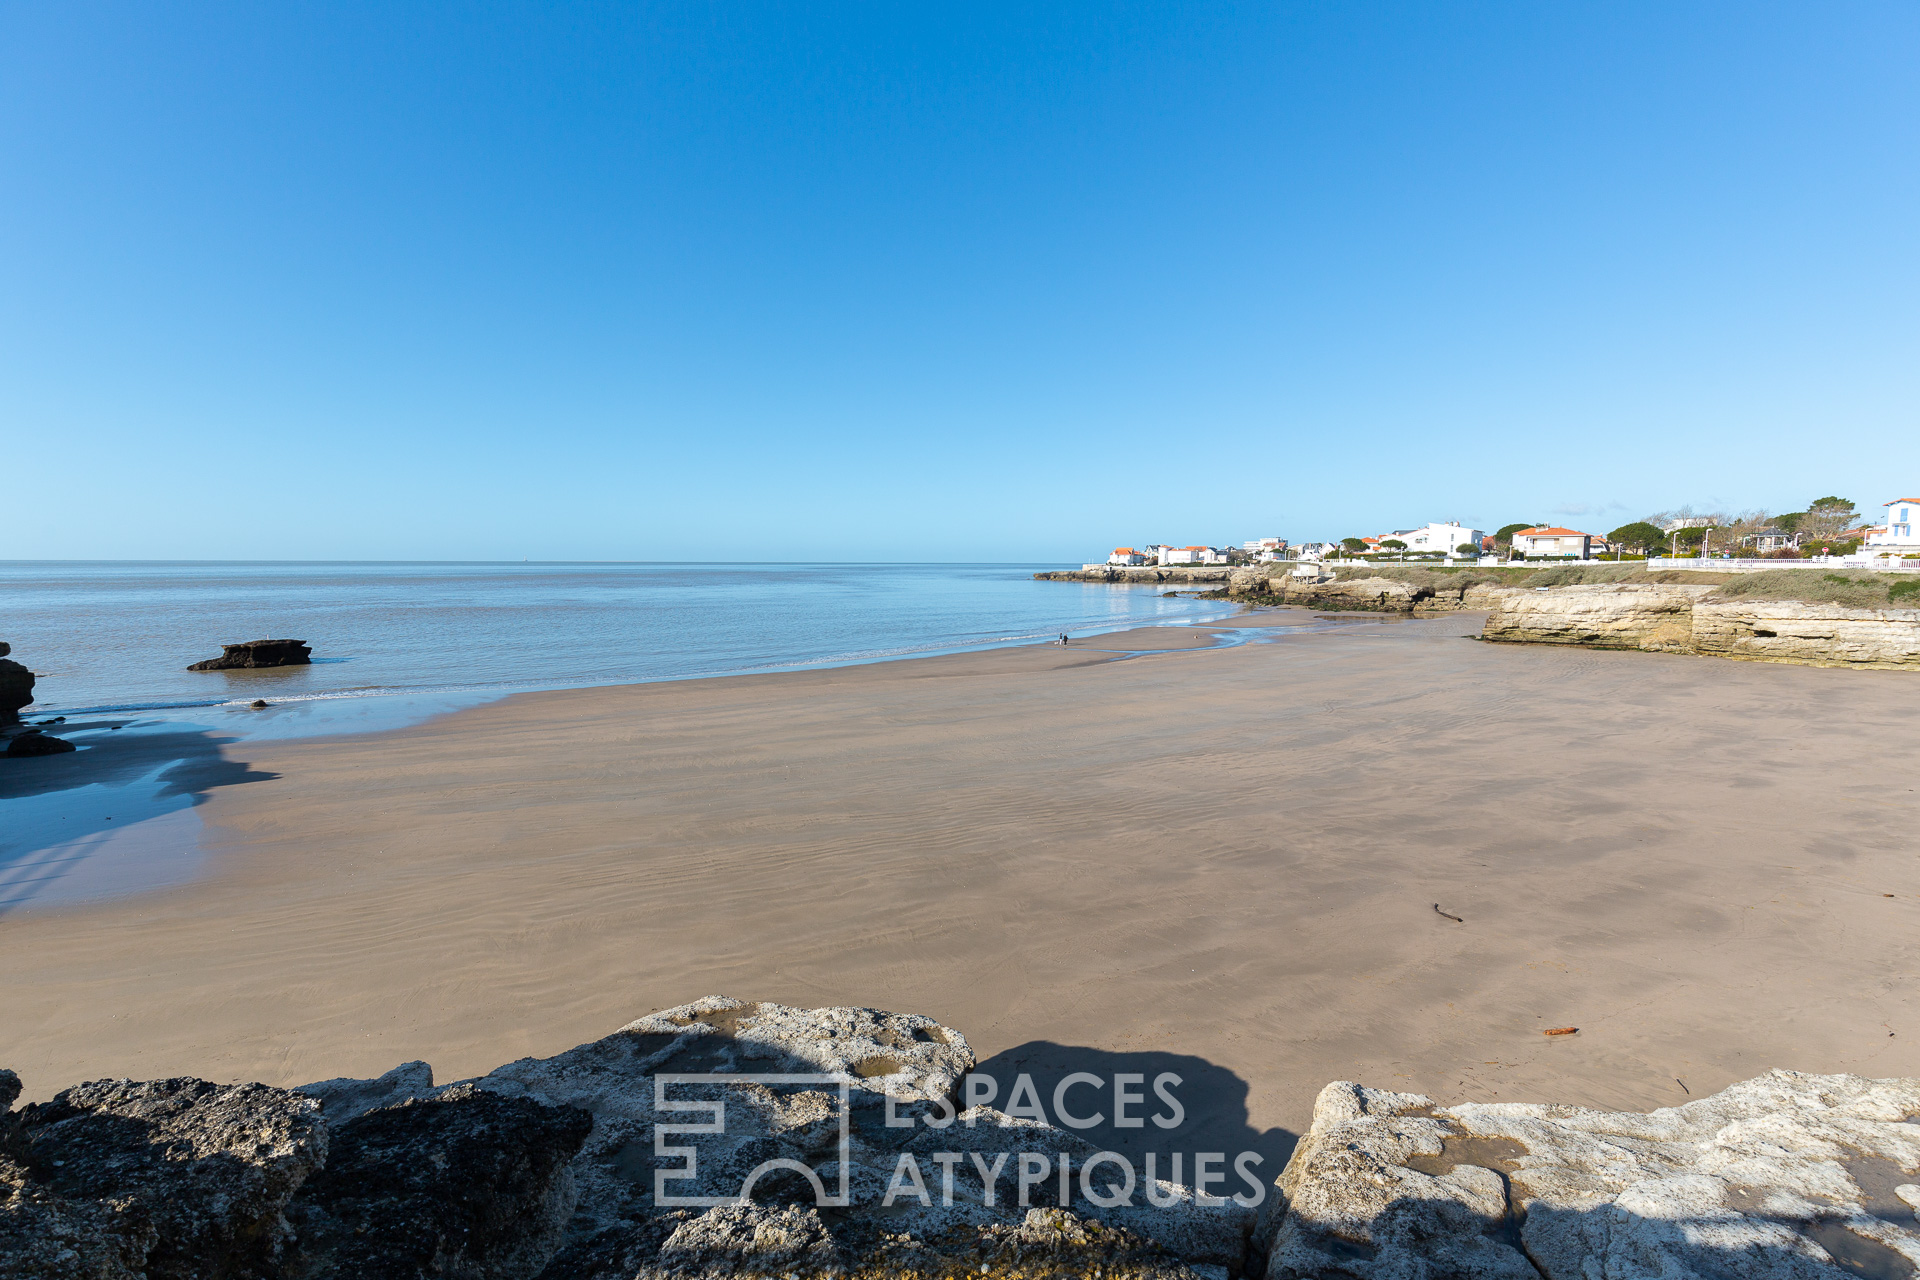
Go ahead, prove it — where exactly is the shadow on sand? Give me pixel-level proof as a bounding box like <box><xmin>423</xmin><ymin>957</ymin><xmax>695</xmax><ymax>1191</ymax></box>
<box><xmin>0</xmin><ymin>722</ymin><xmax>278</xmax><ymax>912</ymax></box>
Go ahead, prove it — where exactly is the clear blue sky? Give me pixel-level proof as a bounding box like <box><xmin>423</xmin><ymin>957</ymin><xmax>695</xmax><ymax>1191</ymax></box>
<box><xmin>4</xmin><ymin>2</ymin><xmax>1916</xmax><ymax>560</ymax></box>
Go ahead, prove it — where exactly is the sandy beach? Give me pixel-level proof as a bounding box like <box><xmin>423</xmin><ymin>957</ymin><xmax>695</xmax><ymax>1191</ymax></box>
<box><xmin>4</xmin><ymin>609</ymin><xmax>1918</xmax><ymax>1167</ymax></box>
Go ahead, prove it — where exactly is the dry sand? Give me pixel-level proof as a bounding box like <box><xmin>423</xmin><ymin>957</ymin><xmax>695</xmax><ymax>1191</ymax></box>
<box><xmin>4</xmin><ymin>610</ymin><xmax>1919</xmax><ymax>1163</ymax></box>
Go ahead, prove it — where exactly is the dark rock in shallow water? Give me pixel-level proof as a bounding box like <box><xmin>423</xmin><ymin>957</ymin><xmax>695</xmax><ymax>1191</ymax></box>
<box><xmin>4</xmin><ymin>730</ymin><xmax>75</xmax><ymax>757</ymax></box>
<box><xmin>281</xmin><ymin>1083</ymin><xmax>592</xmax><ymax>1280</ymax></box>
<box><xmin>8</xmin><ymin>1076</ymin><xmax>326</xmax><ymax>1280</ymax></box>
<box><xmin>0</xmin><ymin>656</ymin><xmax>34</xmax><ymax>723</ymax></box>
<box><xmin>187</xmin><ymin>639</ymin><xmax>312</xmax><ymax>671</ymax></box>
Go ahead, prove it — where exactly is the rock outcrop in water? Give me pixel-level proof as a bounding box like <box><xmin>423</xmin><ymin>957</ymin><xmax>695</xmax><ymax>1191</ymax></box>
<box><xmin>0</xmin><ymin>641</ymin><xmax>73</xmax><ymax>755</ymax></box>
<box><xmin>0</xmin><ymin>642</ymin><xmax>35</xmax><ymax>724</ymax></box>
<box><xmin>186</xmin><ymin>639</ymin><xmax>313</xmax><ymax>671</ymax></box>
<box><xmin>5</xmin><ymin>999</ymin><xmax>1918</xmax><ymax>1278</ymax></box>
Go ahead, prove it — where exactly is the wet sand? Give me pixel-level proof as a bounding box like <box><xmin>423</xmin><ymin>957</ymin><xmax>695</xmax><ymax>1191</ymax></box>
<box><xmin>4</xmin><ymin>611</ymin><xmax>1919</xmax><ymax>1159</ymax></box>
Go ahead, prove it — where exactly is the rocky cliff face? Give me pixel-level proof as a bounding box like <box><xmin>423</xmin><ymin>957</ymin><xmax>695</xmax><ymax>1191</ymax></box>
<box><xmin>1230</xmin><ymin>571</ymin><xmax>1504</xmax><ymax>614</ymax></box>
<box><xmin>1478</xmin><ymin>584</ymin><xmax>1712</xmax><ymax>651</ymax></box>
<box><xmin>7</xmin><ymin>998</ymin><xmax>1915</xmax><ymax>1278</ymax></box>
<box><xmin>186</xmin><ymin>640</ymin><xmax>313</xmax><ymax>671</ymax></box>
<box><xmin>1480</xmin><ymin>586</ymin><xmax>1920</xmax><ymax>669</ymax></box>
<box><xmin>1692</xmin><ymin>600</ymin><xmax>1920</xmax><ymax>668</ymax></box>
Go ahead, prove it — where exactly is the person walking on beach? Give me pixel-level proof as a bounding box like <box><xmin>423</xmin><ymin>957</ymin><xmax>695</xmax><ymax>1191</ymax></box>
<box><xmin>1059</xmin><ymin>633</ymin><xmax>1069</xmax><ymax>646</ymax></box>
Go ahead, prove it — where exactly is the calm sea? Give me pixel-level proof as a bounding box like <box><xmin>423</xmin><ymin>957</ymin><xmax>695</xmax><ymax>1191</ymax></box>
<box><xmin>1</xmin><ymin>562</ymin><xmax>1241</xmax><ymax>910</ymax></box>
<box><xmin>2</xmin><ymin>561</ymin><xmax>1231</xmax><ymax>721</ymax></box>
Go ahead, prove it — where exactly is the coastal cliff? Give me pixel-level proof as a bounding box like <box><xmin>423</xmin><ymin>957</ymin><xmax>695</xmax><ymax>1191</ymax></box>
<box><xmin>1481</xmin><ymin>585</ymin><xmax>1920</xmax><ymax>669</ymax></box>
<box><xmin>1035</xmin><ymin>565</ymin><xmax>1920</xmax><ymax>667</ymax></box>
<box><xmin>5</xmin><ymin>997</ymin><xmax>1914</xmax><ymax>1279</ymax></box>
<box><xmin>1477</xmin><ymin>583</ymin><xmax>1710</xmax><ymax>651</ymax></box>
<box><xmin>1231</xmin><ymin>571</ymin><xmax>1507</xmax><ymax>613</ymax></box>
<box><xmin>1034</xmin><ymin>565</ymin><xmax>1497</xmax><ymax>611</ymax></box>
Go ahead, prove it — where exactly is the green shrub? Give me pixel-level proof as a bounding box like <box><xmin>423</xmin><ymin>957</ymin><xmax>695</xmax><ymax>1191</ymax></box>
<box><xmin>1891</xmin><ymin>579</ymin><xmax>1920</xmax><ymax>604</ymax></box>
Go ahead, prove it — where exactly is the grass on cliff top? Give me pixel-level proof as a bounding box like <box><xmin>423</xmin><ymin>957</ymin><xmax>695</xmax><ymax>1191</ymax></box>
<box><xmin>1326</xmin><ymin>563</ymin><xmax>1917</xmax><ymax>607</ymax></box>
<box><xmin>1326</xmin><ymin>563</ymin><xmax>1738</xmax><ymax>590</ymax></box>
<box><xmin>1703</xmin><ymin>569</ymin><xmax>1915</xmax><ymax>608</ymax></box>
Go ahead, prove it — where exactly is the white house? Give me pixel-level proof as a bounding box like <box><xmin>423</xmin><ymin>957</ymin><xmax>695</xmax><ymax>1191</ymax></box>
<box><xmin>1160</xmin><ymin>545</ymin><xmax>1228</xmax><ymax>565</ymax></box>
<box><xmin>1106</xmin><ymin>547</ymin><xmax>1150</xmax><ymax>566</ymax></box>
<box><xmin>1294</xmin><ymin>541</ymin><xmax>1337</xmax><ymax>560</ymax></box>
<box><xmin>1867</xmin><ymin>498</ymin><xmax>1920</xmax><ymax>550</ymax></box>
<box><xmin>1393</xmin><ymin>522</ymin><xmax>1486</xmax><ymax>556</ymax></box>
<box><xmin>1511</xmin><ymin>526</ymin><xmax>1592</xmax><ymax>558</ymax></box>
<box><xmin>1243</xmin><ymin>537</ymin><xmax>1289</xmax><ymax>562</ymax></box>
<box><xmin>1744</xmin><ymin>528</ymin><xmax>1801</xmax><ymax>553</ymax></box>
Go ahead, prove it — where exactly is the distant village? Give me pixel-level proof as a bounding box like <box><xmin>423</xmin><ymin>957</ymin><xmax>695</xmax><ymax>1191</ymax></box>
<box><xmin>1091</xmin><ymin>495</ymin><xmax>1920</xmax><ymax>569</ymax></box>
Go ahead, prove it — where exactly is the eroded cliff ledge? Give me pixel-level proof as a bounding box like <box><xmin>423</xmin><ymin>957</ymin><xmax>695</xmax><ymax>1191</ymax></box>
<box><xmin>1479</xmin><ymin>584</ymin><xmax>1920</xmax><ymax>669</ymax></box>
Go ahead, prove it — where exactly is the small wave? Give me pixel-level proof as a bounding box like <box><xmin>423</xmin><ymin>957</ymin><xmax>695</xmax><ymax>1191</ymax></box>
<box><xmin>32</xmin><ymin>607</ymin><xmax>1251</xmax><ymax>720</ymax></box>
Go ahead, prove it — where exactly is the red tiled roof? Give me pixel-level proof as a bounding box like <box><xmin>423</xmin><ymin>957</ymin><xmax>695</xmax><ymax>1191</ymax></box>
<box><xmin>1886</xmin><ymin>499</ymin><xmax>1920</xmax><ymax>506</ymax></box>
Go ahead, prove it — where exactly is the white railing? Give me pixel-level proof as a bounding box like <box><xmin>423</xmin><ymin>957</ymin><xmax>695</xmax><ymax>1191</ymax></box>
<box><xmin>1646</xmin><ymin>556</ymin><xmax>1920</xmax><ymax>572</ymax></box>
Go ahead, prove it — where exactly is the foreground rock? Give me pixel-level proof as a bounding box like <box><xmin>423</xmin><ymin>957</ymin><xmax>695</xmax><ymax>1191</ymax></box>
<box><xmin>0</xmin><ymin>642</ymin><xmax>35</xmax><ymax>724</ymax></box>
<box><xmin>187</xmin><ymin>639</ymin><xmax>313</xmax><ymax>671</ymax></box>
<box><xmin>283</xmin><ymin>1084</ymin><xmax>592</xmax><ymax>1279</ymax></box>
<box><xmin>472</xmin><ymin>996</ymin><xmax>1244</xmax><ymax>1277</ymax></box>
<box><xmin>1</xmin><ymin>1073</ymin><xmax>327</xmax><ymax>1279</ymax></box>
<box><xmin>9</xmin><ymin>999</ymin><xmax>1918</xmax><ymax>1277</ymax></box>
<box><xmin>1267</xmin><ymin>1070</ymin><xmax>1920</xmax><ymax>1279</ymax></box>
<box><xmin>0</xmin><ymin>999</ymin><xmax>1239</xmax><ymax>1279</ymax></box>
<box><xmin>1481</xmin><ymin>585</ymin><xmax>1920</xmax><ymax>669</ymax></box>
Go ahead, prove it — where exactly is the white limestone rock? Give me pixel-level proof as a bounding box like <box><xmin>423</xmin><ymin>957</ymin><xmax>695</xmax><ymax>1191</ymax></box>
<box><xmin>1265</xmin><ymin>1070</ymin><xmax>1920</xmax><ymax>1279</ymax></box>
<box><xmin>1479</xmin><ymin>583</ymin><xmax>1711</xmax><ymax>651</ymax></box>
<box><xmin>1692</xmin><ymin>599</ymin><xmax>1920</xmax><ymax>669</ymax></box>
